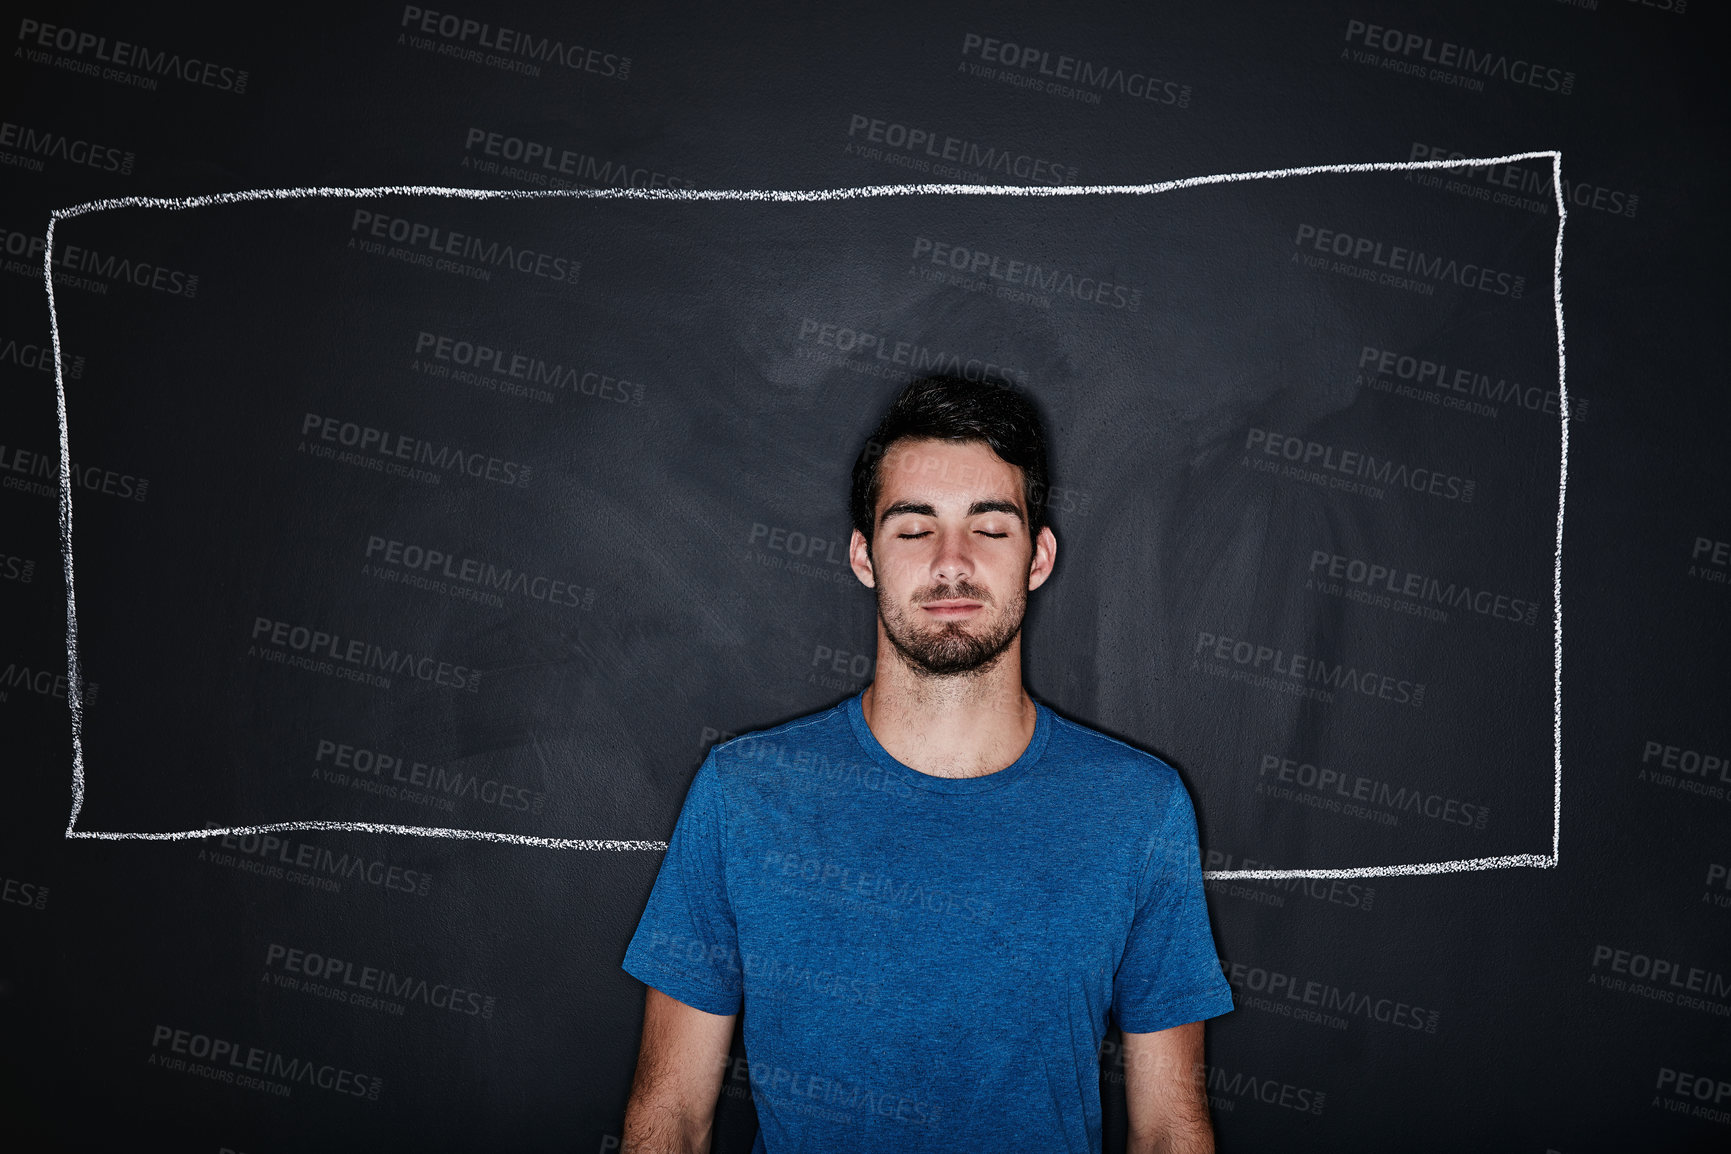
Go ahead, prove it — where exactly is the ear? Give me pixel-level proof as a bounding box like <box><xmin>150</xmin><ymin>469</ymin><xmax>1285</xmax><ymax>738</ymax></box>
<box><xmin>1026</xmin><ymin>525</ymin><xmax>1057</xmax><ymax>592</ymax></box>
<box><xmin>849</xmin><ymin>528</ymin><xmax>876</xmax><ymax>589</ymax></box>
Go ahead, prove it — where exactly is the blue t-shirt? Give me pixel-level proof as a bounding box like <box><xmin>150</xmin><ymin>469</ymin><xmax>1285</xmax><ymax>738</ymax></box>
<box><xmin>621</xmin><ymin>690</ymin><xmax>1233</xmax><ymax>1153</ymax></box>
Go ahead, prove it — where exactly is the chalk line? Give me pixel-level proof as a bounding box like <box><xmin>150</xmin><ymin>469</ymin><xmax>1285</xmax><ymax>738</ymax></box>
<box><xmin>1549</xmin><ymin>149</ymin><xmax>1569</xmax><ymax>871</ymax></box>
<box><xmin>66</xmin><ymin>821</ymin><xmax>664</xmax><ymax>852</ymax></box>
<box><xmin>46</xmin><ymin>151</ymin><xmax>1565</xmax><ymax>220</ymax></box>
<box><xmin>1207</xmin><ymin>853</ymin><xmax>1555</xmax><ymax>882</ymax></box>
<box><xmin>46</xmin><ymin>152</ymin><xmax>1567</xmax><ymax>877</ymax></box>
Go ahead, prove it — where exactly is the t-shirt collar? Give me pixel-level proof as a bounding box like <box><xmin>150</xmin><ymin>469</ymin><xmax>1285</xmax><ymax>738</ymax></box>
<box><xmin>845</xmin><ymin>688</ymin><xmax>1051</xmax><ymax>794</ymax></box>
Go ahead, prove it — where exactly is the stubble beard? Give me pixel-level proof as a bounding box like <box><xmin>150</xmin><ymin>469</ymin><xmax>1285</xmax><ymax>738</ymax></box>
<box><xmin>874</xmin><ymin>571</ymin><xmax>1029</xmax><ymax>679</ymax></box>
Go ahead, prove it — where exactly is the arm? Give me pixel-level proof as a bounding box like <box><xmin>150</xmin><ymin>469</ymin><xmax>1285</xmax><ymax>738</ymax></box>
<box><xmin>622</xmin><ymin>986</ymin><xmax>739</xmax><ymax>1154</ymax></box>
<box><xmin>1122</xmin><ymin>1019</ymin><xmax>1213</xmax><ymax>1154</ymax></box>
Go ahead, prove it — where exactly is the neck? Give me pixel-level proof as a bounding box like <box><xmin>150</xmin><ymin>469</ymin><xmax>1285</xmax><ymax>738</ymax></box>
<box><xmin>859</xmin><ymin>632</ymin><xmax>1037</xmax><ymax>779</ymax></box>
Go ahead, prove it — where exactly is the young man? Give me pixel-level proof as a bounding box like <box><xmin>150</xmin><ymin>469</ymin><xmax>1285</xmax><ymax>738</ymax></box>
<box><xmin>620</xmin><ymin>376</ymin><xmax>1233</xmax><ymax>1153</ymax></box>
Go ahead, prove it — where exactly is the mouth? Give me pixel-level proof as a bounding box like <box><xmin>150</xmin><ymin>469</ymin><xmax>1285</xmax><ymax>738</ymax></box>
<box><xmin>920</xmin><ymin>599</ymin><xmax>984</xmax><ymax>618</ymax></box>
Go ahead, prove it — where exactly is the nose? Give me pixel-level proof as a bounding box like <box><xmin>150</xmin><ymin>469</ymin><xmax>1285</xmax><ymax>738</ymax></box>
<box><xmin>931</xmin><ymin>527</ymin><xmax>974</xmax><ymax>586</ymax></box>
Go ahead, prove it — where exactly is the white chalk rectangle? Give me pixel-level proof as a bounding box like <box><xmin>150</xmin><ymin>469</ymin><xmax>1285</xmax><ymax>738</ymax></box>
<box><xmin>44</xmin><ymin>152</ymin><xmax>1569</xmax><ymax>878</ymax></box>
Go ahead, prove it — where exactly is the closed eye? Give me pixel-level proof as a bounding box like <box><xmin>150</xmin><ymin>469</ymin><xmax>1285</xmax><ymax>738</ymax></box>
<box><xmin>895</xmin><ymin>530</ymin><xmax>1009</xmax><ymax>539</ymax></box>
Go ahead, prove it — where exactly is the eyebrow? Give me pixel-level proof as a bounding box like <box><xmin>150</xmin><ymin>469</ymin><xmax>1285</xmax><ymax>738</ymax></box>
<box><xmin>878</xmin><ymin>499</ymin><xmax>1025</xmax><ymax>527</ymax></box>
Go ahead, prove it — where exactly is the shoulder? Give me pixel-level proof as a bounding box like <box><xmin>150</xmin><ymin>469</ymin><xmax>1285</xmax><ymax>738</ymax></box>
<box><xmin>704</xmin><ymin>699</ymin><xmax>853</xmax><ymax>775</ymax></box>
<box><xmin>1041</xmin><ymin>704</ymin><xmax>1190</xmax><ymax>804</ymax></box>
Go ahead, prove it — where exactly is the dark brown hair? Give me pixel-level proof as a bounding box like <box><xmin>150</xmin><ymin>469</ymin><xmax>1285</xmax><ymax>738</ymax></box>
<box><xmin>848</xmin><ymin>376</ymin><xmax>1050</xmax><ymax>550</ymax></box>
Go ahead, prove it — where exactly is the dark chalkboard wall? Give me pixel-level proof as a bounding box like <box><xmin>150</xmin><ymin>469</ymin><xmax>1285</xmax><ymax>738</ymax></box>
<box><xmin>2</xmin><ymin>3</ymin><xmax>1725</xmax><ymax>1151</ymax></box>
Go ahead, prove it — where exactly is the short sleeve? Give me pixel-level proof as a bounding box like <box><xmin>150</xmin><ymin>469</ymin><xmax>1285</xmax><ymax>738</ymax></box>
<box><xmin>620</xmin><ymin>752</ymin><xmax>743</xmax><ymax>1015</ymax></box>
<box><xmin>1111</xmin><ymin>780</ymin><xmax>1234</xmax><ymax>1033</ymax></box>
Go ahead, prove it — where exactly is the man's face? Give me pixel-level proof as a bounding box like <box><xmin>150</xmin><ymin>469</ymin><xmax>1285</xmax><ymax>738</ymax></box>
<box><xmin>849</xmin><ymin>437</ymin><xmax>1057</xmax><ymax>679</ymax></box>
